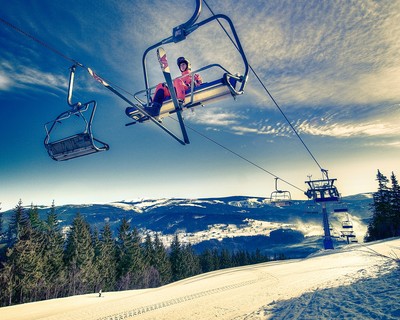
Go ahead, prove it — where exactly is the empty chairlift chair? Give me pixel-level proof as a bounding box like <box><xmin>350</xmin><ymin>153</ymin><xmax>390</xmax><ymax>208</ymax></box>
<box><xmin>44</xmin><ymin>65</ymin><xmax>109</xmax><ymax>161</ymax></box>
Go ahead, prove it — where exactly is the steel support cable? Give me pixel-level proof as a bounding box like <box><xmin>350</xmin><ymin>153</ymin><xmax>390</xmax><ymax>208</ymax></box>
<box><xmin>203</xmin><ymin>0</ymin><xmax>324</xmax><ymax>172</ymax></box>
<box><xmin>0</xmin><ymin>16</ymin><xmax>135</xmax><ymax>98</ymax></box>
<box><xmin>1</xmin><ymin>14</ymin><xmax>306</xmax><ymax>193</ymax></box>
<box><xmin>169</xmin><ymin>117</ymin><xmax>305</xmax><ymax>193</ymax></box>
<box><xmin>0</xmin><ymin>16</ymin><xmax>82</xmax><ymax>67</ymax></box>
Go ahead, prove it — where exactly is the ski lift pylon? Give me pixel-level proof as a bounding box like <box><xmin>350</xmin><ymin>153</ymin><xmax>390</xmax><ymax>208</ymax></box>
<box><xmin>44</xmin><ymin>65</ymin><xmax>109</xmax><ymax>161</ymax></box>
<box><xmin>304</xmin><ymin>169</ymin><xmax>340</xmax><ymax>203</ymax></box>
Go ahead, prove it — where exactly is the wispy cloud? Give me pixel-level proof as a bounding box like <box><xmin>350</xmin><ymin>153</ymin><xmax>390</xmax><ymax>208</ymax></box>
<box><xmin>295</xmin><ymin>113</ymin><xmax>400</xmax><ymax>138</ymax></box>
<box><xmin>0</xmin><ymin>61</ymin><xmax>66</xmax><ymax>93</ymax></box>
<box><xmin>187</xmin><ymin>108</ymin><xmax>242</xmax><ymax>127</ymax></box>
<box><xmin>226</xmin><ymin>0</ymin><xmax>400</xmax><ymax>108</ymax></box>
<box><xmin>0</xmin><ymin>73</ymin><xmax>12</xmax><ymax>90</ymax></box>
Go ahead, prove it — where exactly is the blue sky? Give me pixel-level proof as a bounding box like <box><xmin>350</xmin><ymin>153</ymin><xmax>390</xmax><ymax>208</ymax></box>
<box><xmin>1</xmin><ymin>0</ymin><xmax>399</xmax><ymax>211</ymax></box>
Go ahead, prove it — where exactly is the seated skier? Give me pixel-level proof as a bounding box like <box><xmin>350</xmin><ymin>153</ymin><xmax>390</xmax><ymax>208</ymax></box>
<box><xmin>126</xmin><ymin>56</ymin><xmax>202</xmax><ymax>119</ymax></box>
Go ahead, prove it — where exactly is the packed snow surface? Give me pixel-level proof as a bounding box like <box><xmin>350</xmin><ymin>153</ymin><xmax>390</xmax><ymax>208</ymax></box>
<box><xmin>2</xmin><ymin>238</ymin><xmax>399</xmax><ymax>320</ymax></box>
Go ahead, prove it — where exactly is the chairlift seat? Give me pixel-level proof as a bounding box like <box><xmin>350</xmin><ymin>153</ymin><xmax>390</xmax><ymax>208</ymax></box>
<box><xmin>334</xmin><ymin>208</ymin><xmax>348</xmax><ymax>212</ymax></box>
<box><xmin>45</xmin><ymin>132</ymin><xmax>109</xmax><ymax>161</ymax></box>
<box><xmin>314</xmin><ymin>196</ymin><xmax>339</xmax><ymax>203</ymax></box>
<box><xmin>342</xmin><ymin>221</ymin><xmax>353</xmax><ymax>229</ymax></box>
<box><xmin>159</xmin><ymin>74</ymin><xmax>238</xmax><ymax>116</ymax></box>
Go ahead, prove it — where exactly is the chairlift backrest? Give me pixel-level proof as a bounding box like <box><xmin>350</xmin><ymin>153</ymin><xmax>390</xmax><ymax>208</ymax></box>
<box><xmin>46</xmin><ymin>132</ymin><xmax>109</xmax><ymax>161</ymax></box>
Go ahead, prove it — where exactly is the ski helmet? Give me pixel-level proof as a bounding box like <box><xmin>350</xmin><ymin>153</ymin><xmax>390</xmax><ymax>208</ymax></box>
<box><xmin>177</xmin><ymin>56</ymin><xmax>191</xmax><ymax>71</ymax></box>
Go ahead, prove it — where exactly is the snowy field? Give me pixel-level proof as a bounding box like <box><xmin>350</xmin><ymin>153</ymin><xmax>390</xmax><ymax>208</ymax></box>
<box><xmin>2</xmin><ymin>238</ymin><xmax>399</xmax><ymax>320</ymax></box>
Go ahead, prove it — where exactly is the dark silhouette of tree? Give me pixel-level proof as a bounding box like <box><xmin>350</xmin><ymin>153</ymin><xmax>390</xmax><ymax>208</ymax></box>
<box><xmin>7</xmin><ymin>199</ymin><xmax>27</xmax><ymax>245</ymax></box>
<box><xmin>64</xmin><ymin>213</ymin><xmax>95</xmax><ymax>295</ymax></box>
<box><xmin>94</xmin><ymin>223</ymin><xmax>117</xmax><ymax>292</ymax></box>
<box><xmin>366</xmin><ymin>170</ymin><xmax>400</xmax><ymax>241</ymax></box>
<box><xmin>115</xmin><ymin>219</ymin><xmax>145</xmax><ymax>289</ymax></box>
<box><xmin>43</xmin><ymin>201</ymin><xmax>65</xmax><ymax>299</ymax></box>
<box><xmin>153</xmin><ymin>233</ymin><xmax>171</xmax><ymax>285</ymax></box>
<box><xmin>390</xmin><ymin>172</ymin><xmax>400</xmax><ymax>236</ymax></box>
<box><xmin>200</xmin><ymin>248</ymin><xmax>215</xmax><ymax>273</ymax></box>
<box><xmin>5</xmin><ymin>208</ymin><xmax>45</xmax><ymax>303</ymax></box>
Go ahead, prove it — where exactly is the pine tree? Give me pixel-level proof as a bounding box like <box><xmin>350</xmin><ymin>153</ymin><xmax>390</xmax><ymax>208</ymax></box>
<box><xmin>200</xmin><ymin>248</ymin><xmax>215</xmax><ymax>273</ymax></box>
<box><xmin>212</xmin><ymin>249</ymin><xmax>220</xmax><ymax>270</ymax></box>
<box><xmin>0</xmin><ymin>255</ymin><xmax>15</xmax><ymax>306</ymax></box>
<box><xmin>170</xmin><ymin>234</ymin><xmax>185</xmax><ymax>281</ymax></box>
<box><xmin>94</xmin><ymin>223</ymin><xmax>117</xmax><ymax>292</ymax></box>
<box><xmin>0</xmin><ymin>203</ymin><xmax>5</xmax><ymax>262</ymax></box>
<box><xmin>0</xmin><ymin>202</ymin><xmax>3</xmax><ymax>241</ymax></box>
<box><xmin>220</xmin><ymin>249</ymin><xmax>232</xmax><ymax>269</ymax></box>
<box><xmin>130</xmin><ymin>227</ymin><xmax>146</xmax><ymax>288</ymax></box>
<box><xmin>181</xmin><ymin>244</ymin><xmax>201</xmax><ymax>278</ymax></box>
<box><xmin>366</xmin><ymin>170</ymin><xmax>392</xmax><ymax>241</ymax></box>
<box><xmin>7</xmin><ymin>199</ymin><xmax>28</xmax><ymax>245</ymax></box>
<box><xmin>142</xmin><ymin>233</ymin><xmax>154</xmax><ymax>268</ymax></box>
<box><xmin>6</xmin><ymin>215</ymin><xmax>46</xmax><ymax>303</ymax></box>
<box><xmin>43</xmin><ymin>201</ymin><xmax>65</xmax><ymax>299</ymax></box>
<box><xmin>170</xmin><ymin>235</ymin><xmax>200</xmax><ymax>281</ymax></box>
<box><xmin>64</xmin><ymin>213</ymin><xmax>95</xmax><ymax>296</ymax></box>
<box><xmin>28</xmin><ymin>204</ymin><xmax>42</xmax><ymax>231</ymax></box>
<box><xmin>115</xmin><ymin>218</ymin><xmax>145</xmax><ymax>289</ymax></box>
<box><xmin>390</xmin><ymin>172</ymin><xmax>400</xmax><ymax>237</ymax></box>
<box><xmin>153</xmin><ymin>233</ymin><xmax>171</xmax><ymax>285</ymax></box>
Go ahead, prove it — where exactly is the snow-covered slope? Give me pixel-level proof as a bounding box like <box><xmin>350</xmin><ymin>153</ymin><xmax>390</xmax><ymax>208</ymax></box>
<box><xmin>2</xmin><ymin>238</ymin><xmax>399</xmax><ymax>320</ymax></box>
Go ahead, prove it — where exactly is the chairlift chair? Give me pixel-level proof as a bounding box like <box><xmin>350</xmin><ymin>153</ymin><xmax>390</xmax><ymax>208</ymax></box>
<box><xmin>333</xmin><ymin>199</ymin><xmax>348</xmax><ymax>212</ymax></box>
<box><xmin>44</xmin><ymin>65</ymin><xmax>109</xmax><ymax>161</ymax></box>
<box><xmin>270</xmin><ymin>178</ymin><xmax>292</xmax><ymax>206</ymax></box>
<box><xmin>126</xmin><ymin>0</ymin><xmax>249</xmax><ymax>146</ymax></box>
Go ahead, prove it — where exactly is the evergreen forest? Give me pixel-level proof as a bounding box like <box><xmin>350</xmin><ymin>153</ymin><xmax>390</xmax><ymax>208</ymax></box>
<box><xmin>0</xmin><ymin>201</ymin><xmax>272</xmax><ymax>307</ymax></box>
<box><xmin>0</xmin><ymin>169</ymin><xmax>399</xmax><ymax>307</ymax></box>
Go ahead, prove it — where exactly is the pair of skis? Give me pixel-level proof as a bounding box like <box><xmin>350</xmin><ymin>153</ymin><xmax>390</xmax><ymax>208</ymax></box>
<box><xmin>157</xmin><ymin>47</ymin><xmax>190</xmax><ymax>145</ymax></box>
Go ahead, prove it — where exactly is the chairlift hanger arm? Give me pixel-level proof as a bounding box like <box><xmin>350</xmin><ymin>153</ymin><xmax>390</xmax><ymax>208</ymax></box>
<box><xmin>173</xmin><ymin>0</ymin><xmax>202</xmax><ymax>40</ymax></box>
<box><xmin>67</xmin><ymin>65</ymin><xmax>82</xmax><ymax>109</ymax></box>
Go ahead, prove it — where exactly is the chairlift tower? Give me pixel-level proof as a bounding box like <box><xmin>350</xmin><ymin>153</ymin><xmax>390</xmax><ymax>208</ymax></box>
<box><xmin>305</xmin><ymin>170</ymin><xmax>340</xmax><ymax>250</ymax></box>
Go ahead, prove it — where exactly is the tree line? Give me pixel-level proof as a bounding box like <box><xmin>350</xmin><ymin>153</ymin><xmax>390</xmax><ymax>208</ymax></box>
<box><xmin>0</xmin><ymin>200</ymin><xmax>273</xmax><ymax>307</ymax></box>
<box><xmin>365</xmin><ymin>170</ymin><xmax>400</xmax><ymax>241</ymax></box>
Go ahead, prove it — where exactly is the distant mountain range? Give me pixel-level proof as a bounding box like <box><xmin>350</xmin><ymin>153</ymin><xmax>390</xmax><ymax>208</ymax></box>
<box><xmin>2</xmin><ymin>194</ymin><xmax>373</xmax><ymax>258</ymax></box>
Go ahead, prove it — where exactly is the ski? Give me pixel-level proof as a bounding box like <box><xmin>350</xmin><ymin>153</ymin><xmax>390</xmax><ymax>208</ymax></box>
<box><xmin>157</xmin><ymin>47</ymin><xmax>190</xmax><ymax>145</ymax></box>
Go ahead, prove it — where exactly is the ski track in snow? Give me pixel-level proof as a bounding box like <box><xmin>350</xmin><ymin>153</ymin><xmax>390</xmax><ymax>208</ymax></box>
<box><xmin>1</xmin><ymin>239</ymin><xmax>399</xmax><ymax>320</ymax></box>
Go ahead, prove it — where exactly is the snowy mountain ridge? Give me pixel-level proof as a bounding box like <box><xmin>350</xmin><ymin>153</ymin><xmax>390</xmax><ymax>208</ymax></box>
<box><xmin>2</xmin><ymin>194</ymin><xmax>373</xmax><ymax>257</ymax></box>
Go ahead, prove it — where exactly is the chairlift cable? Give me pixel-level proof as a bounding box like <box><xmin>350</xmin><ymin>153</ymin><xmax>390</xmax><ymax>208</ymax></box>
<box><xmin>0</xmin><ymin>16</ymin><xmax>83</xmax><ymax>67</ymax></box>
<box><xmin>169</xmin><ymin>117</ymin><xmax>306</xmax><ymax>193</ymax></box>
<box><xmin>203</xmin><ymin>0</ymin><xmax>324</xmax><ymax>172</ymax></box>
<box><xmin>0</xmin><ymin>16</ymin><xmax>138</xmax><ymax>99</ymax></box>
